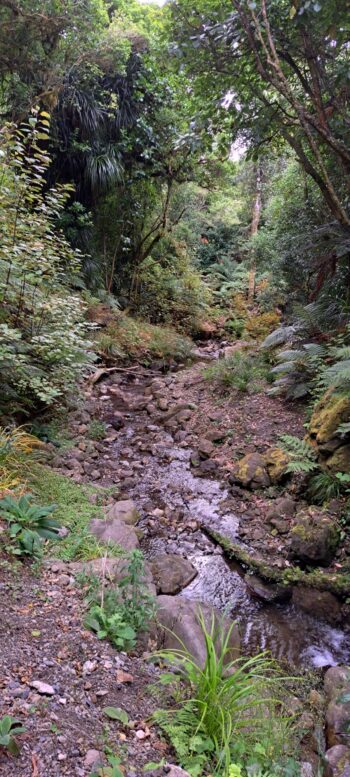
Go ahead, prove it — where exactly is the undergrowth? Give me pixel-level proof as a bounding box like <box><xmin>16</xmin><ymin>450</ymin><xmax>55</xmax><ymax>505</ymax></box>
<box><xmin>204</xmin><ymin>352</ymin><xmax>272</xmax><ymax>393</ymax></box>
<box><xmin>153</xmin><ymin>615</ymin><xmax>299</xmax><ymax>777</ymax></box>
<box><xmin>28</xmin><ymin>464</ymin><xmax>115</xmax><ymax>561</ymax></box>
<box><xmin>95</xmin><ymin>314</ymin><xmax>194</xmax><ymax>366</ymax></box>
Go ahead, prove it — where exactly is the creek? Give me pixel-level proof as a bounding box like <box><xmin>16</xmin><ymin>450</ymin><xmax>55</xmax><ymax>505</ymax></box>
<box><xmin>101</xmin><ymin>356</ymin><xmax>350</xmax><ymax>671</ymax></box>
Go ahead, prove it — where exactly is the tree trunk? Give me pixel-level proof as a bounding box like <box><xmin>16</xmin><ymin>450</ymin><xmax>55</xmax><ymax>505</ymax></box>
<box><xmin>248</xmin><ymin>165</ymin><xmax>262</xmax><ymax>303</ymax></box>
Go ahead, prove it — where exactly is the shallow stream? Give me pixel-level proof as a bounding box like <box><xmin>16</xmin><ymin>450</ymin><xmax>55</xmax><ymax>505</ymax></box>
<box><xmin>106</xmin><ymin>364</ymin><xmax>350</xmax><ymax>670</ymax></box>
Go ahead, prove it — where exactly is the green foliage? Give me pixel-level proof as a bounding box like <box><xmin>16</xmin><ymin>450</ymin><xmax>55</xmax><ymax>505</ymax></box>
<box><xmin>307</xmin><ymin>471</ymin><xmax>345</xmax><ymax>505</ymax></box>
<box><xmin>204</xmin><ymin>352</ymin><xmax>270</xmax><ymax>393</ymax></box>
<box><xmin>153</xmin><ymin>615</ymin><xmax>297</xmax><ymax>776</ymax></box>
<box><xmin>278</xmin><ymin>435</ymin><xmax>318</xmax><ymax>475</ymax></box>
<box><xmin>0</xmin><ymin>494</ymin><xmax>60</xmax><ymax>558</ymax></box>
<box><xmin>96</xmin><ymin>314</ymin><xmax>194</xmax><ymax>366</ymax></box>
<box><xmin>279</xmin><ymin>437</ymin><xmax>317</xmax><ymax>476</ymax></box>
<box><xmin>85</xmin><ymin>550</ymin><xmax>156</xmax><ymax>652</ymax></box>
<box><xmin>0</xmin><ymin>112</ymin><xmax>93</xmax><ymax>412</ymax></box>
<box><xmin>0</xmin><ymin>715</ymin><xmax>26</xmax><ymax>756</ymax></box>
<box><xmin>28</xmin><ymin>463</ymin><xmax>109</xmax><ymax>560</ymax></box>
<box><xmin>87</xmin><ymin>420</ymin><xmax>107</xmax><ymax>441</ymax></box>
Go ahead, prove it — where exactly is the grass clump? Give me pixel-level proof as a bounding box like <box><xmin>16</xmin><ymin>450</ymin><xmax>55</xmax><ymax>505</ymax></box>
<box><xmin>27</xmin><ymin>464</ymin><xmax>114</xmax><ymax>561</ymax></box>
<box><xmin>153</xmin><ymin>615</ymin><xmax>298</xmax><ymax>777</ymax></box>
<box><xmin>204</xmin><ymin>352</ymin><xmax>272</xmax><ymax>394</ymax></box>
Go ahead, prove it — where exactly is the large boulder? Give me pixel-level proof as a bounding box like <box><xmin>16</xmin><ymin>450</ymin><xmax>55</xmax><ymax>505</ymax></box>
<box><xmin>309</xmin><ymin>392</ymin><xmax>350</xmax><ymax>453</ymax></box>
<box><xmin>150</xmin><ymin>555</ymin><xmax>197</xmax><ymax>595</ymax></box>
<box><xmin>230</xmin><ymin>453</ymin><xmax>270</xmax><ymax>489</ymax></box>
<box><xmin>325</xmin><ymin>746</ymin><xmax>350</xmax><ymax>777</ymax></box>
<box><xmin>156</xmin><ymin>595</ymin><xmax>240</xmax><ymax>668</ymax></box>
<box><xmin>327</xmin><ymin>446</ymin><xmax>350</xmax><ymax>475</ymax></box>
<box><xmin>263</xmin><ymin>448</ymin><xmax>290</xmax><ymax>484</ymax></box>
<box><xmin>105</xmin><ymin>499</ymin><xmax>139</xmax><ymax>526</ymax></box>
<box><xmin>89</xmin><ymin>517</ymin><xmax>139</xmax><ymax>552</ymax></box>
<box><xmin>290</xmin><ymin>508</ymin><xmax>340</xmax><ymax>566</ymax></box>
<box><xmin>292</xmin><ymin>587</ymin><xmax>342</xmax><ymax>625</ymax></box>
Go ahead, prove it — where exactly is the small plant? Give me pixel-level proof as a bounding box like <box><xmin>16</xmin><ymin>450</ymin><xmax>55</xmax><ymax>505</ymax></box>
<box><xmin>0</xmin><ymin>494</ymin><xmax>60</xmax><ymax>557</ymax></box>
<box><xmin>85</xmin><ymin>549</ymin><xmax>156</xmax><ymax>651</ymax></box>
<box><xmin>91</xmin><ymin>754</ymin><xmax>124</xmax><ymax>777</ymax></box>
<box><xmin>88</xmin><ymin>420</ymin><xmax>107</xmax><ymax>441</ymax></box>
<box><xmin>279</xmin><ymin>435</ymin><xmax>318</xmax><ymax>474</ymax></box>
<box><xmin>0</xmin><ymin>715</ymin><xmax>26</xmax><ymax>755</ymax></box>
<box><xmin>153</xmin><ymin>614</ymin><xmax>296</xmax><ymax>776</ymax></box>
<box><xmin>85</xmin><ymin>606</ymin><xmax>137</xmax><ymax>650</ymax></box>
<box><xmin>307</xmin><ymin>471</ymin><xmax>344</xmax><ymax>504</ymax></box>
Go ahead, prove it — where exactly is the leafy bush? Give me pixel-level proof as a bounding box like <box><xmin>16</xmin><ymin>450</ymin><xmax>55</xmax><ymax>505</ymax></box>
<box><xmin>0</xmin><ymin>494</ymin><xmax>60</xmax><ymax>557</ymax></box>
<box><xmin>153</xmin><ymin>615</ymin><xmax>296</xmax><ymax>777</ymax></box>
<box><xmin>204</xmin><ymin>351</ymin><xmax>270</xmax><ymax>393</ymax></box>
<box><xmin>244</xmin><ymin>311</ymin><xmax>280</xmax><ymax>342</ymax></box>
<box><xmin>0</xmin><ymin>111</ymin><xmax>93</xmax><ymax>413</ymax></box>
<box><xmin>0</xmin><ymin>715</ymin><xmax>25</xmax><ymax>756</ymax></box>
<box><xmin>85</xmin><ymin>549</ymin><xmax>156</xmax><ymax>651</ymax></box>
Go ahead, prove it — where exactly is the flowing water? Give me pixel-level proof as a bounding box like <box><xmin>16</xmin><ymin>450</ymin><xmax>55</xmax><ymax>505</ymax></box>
<box><xmin>106</xmin><ymin>367</ymin><xmax>350</xmax><ymax>670</ymax></box>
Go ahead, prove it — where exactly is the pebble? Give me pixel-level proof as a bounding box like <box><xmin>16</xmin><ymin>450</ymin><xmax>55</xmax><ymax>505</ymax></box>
<box><xmin>83</xmin><ymin>660</ymin><xmax>97</xmax><ymax>675</ymax></box>
<box><xmin>31</xmin><ymin>680</ymin><xmax>55</xmax><ymax>695</ymax></box>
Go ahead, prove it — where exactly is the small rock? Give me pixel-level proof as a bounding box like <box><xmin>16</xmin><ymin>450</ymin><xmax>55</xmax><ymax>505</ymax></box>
<box><xmin>84</xmin><ymin>749</ymin><xmax>103</xmax><ymax>769</ymax></box>
<box><xmin>166</xmin><ymin>766</ymin><xmax>192</xmax><ymax>777</ymax></box>
<box><xmin>197</xmin><ymin>438</ymin><xmax>215</xmax><ymax>459</ymax></box>
<box><xmin>30</xmin><ymin>681</ymin><xmax>55</xmax><ymax>696</ymax></box>
<box><xmin>150</xmin><ymin>554</ymin><xmax>197</xmax><ymax>595</ymax></box>
<box><xmin>83</xmin><ymin>660</ymin><xmax>97</xmax><ymax>676</ymax></box>
<box><xmin>325</xmin><ymin>745</ymin><xmax>350</xmax><ymax>777</ymax></box>
<box><xmin>290</xmin><ymin>508</ymin><xmax>340</xmax><ymax>566</ymax></box>
<box><xmin>116</xmin><ymin>670</ymin><xmax>134</xmax><ymax>684</ymax></box>
<box><xmin>89</xmin><ymin>517</ymin><xmax>139</xmax><ymax>552</ymax></box>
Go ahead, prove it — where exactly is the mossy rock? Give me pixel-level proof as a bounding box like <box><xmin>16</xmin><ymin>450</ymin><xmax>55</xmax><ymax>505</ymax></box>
<box><xmin>230</xmin><ymin>452</ymin><xmax>270</xmax><ymax>489</ymax></box>
<box><xmin>326</xmin><ymin>445</ymin><xmax>350</xmax><ymax>474</ymax></box>
<box><xmin>263</xmin><ymin>447</ymin><xmax>290</xmax><ymax>483</ymax></box>
<box><xmin>309</xmin><ymin>391</ymin><xmax>350</xmax><ymax>452</ymax></box>
<box><xmin>290</xmin><ymin>508</ymin><xmax>340</xmax><ymax>566</ymax></box>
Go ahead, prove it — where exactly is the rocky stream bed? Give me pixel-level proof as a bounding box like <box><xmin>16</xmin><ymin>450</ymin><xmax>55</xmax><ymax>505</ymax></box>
<box><xmin>1</xmin><ymin>345</ymin><xmax>350</xmax><ymax>776</ymax></box>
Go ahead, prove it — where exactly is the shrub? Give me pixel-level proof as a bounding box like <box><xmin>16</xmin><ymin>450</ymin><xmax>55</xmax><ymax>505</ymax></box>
<box><xmin>244</xmin><ymin>311</ymin><xmax>280</xmax><ymax>342</ymax></box>
<box><xmin>96</xmin><ymin>314</ymin><xmax>193</xmax><ymax>365</ymax></box>
<box><xmin>0</xmin><ymin>426</ymin><xmax>43</xmax><ymax>497</ymax></box>
<box><xmin>0</xmin><ymin>111</ymin><xmax>93</xmax><ymax>413</ymax></box>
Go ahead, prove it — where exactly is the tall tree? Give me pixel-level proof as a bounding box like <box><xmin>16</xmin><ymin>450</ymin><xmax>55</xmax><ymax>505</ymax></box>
<box><xmin>169</xmin><ymin>0</ymin><xmax>350</xmax><ymax>237</ymax></box>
